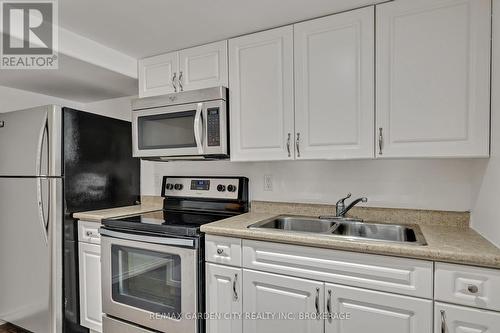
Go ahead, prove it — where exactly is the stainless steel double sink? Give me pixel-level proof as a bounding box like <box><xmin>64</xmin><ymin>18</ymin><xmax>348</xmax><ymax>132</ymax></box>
<box><xmin>248</xmin><ymin>215</ymin><xmax>427</xmax><ymax>245</ymax></box>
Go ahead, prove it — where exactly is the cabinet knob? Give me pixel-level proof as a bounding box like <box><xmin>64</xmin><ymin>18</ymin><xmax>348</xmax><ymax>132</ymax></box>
<box><xmin>467</xmin><ymin>284</ymin><xmax>479</xmax><ymax>294</ymax></box>
<box><xmin>217</xmin><ymin>248</ymin><xmax>224</xmax><ymax>255</ymax></box>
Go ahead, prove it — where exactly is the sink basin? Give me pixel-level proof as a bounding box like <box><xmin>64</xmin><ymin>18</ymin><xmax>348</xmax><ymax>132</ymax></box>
<box><xmin>252</xmin><ymin>216</ymin><xmax>337</xmax><ymax>233</ymax></box>
<box><xmin>248</xmin><ymin>215</ymin><xmax>426</xmax><ymax>245</ymax></box>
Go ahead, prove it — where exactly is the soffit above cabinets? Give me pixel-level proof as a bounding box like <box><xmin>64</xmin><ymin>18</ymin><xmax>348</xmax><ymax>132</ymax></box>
<box><xmin>0</xmin><ymin>27</ymin><xmax>138</xmax><ymax>103</ymax></box>
<box><xmin>0</xmin><ymin>54</ymin><xmax>138</xmax><ymax>103</ymax></box>
<box><xmin>58</xmin><ymin>0</ymin><xmax>388</xmax><ymax>59</ymax></box>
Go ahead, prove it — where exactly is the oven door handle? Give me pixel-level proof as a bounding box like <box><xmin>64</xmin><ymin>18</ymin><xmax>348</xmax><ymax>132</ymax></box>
<box><xmin>194</xmin><ymin>102</ymin><xmax>204</xmax><ymax>154</ymax></box>
<box><xmin>99</xmin><ymin>228</ymin><xmax>195</xmax><ymax>247</ymax></box>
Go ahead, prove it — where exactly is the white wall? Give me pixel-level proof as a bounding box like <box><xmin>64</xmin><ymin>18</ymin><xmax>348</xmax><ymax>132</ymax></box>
<box><xmin>84</xmin><ymin>95</ymin><xmax>135</xmax><ymax>121</ymax></box>
<box><xmin>144</xmin><ymin>159</ymin><xmax>486</xmax><ymax>212</ymax></box>
<box><xmin>0</xmin><ymin>85</ymin><xmax>84</xmax><ymax>112</ymax></box>
<box><xmin>0</xmin><ymin>85</ymin><xmax>134</xmax><ymax>121</ymax></box>
<box><xmin>470</xmin><ymin>0</ymin><xmax>500</xmax><ymax>246</ymax></box>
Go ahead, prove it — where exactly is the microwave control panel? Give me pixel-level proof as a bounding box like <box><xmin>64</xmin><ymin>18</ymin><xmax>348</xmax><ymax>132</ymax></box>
<box><xmin>207</xmin><ymin>108</ymin><xmax>220</xmax><ymax>147</ymax></box>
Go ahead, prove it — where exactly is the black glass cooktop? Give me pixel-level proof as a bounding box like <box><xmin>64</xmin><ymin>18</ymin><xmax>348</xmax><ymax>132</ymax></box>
<box><xmin>102</xmin><ymin>210</ymin><xmax>231</xmax><ymax>237</ymax></box>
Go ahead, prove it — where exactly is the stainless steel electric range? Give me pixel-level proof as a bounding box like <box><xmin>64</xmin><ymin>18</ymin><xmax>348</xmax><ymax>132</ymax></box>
<box><xmin>99</xmin><ymin>176</ymin><xmax>249</xmax><ymax>333</ymax></box>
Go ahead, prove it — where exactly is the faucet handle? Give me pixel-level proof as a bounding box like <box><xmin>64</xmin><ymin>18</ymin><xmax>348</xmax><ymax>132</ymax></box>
<box><xmin>336</xmin><ymin>193</ymin><xmax>352</xmax><ymax>206</ymax></box>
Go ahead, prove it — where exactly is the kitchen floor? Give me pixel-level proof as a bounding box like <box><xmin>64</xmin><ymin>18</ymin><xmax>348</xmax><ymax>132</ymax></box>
<box><xmin>0</xmin><ymin>324</ymin><xmax>30</xmax><ymax>333</ymax></box>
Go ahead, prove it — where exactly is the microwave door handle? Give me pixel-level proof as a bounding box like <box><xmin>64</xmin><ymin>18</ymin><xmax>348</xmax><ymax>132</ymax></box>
<box><xmin>194</xmin><ymin>103</ymin><xmax>204</xmax><ymax>154</ymax></box>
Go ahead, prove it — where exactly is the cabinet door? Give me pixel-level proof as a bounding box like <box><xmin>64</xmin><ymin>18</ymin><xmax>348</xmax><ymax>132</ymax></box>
<box><xmin>243</xmin><ymin>269</ymin><xmax>324</xmax><ymax>333</ymax></box>
<box><xmin>229</xmin><ymin>26</ymin><xmax>295</xmax><ymax>161</ymax></box>
<box><xmin>294</xmin><ymin>7</ymin><xmax>374</xmax><ymax>160</ymax></box>
<box><xmin>435</xmin><ymin>302</ymin><xmax>500</xmax><ymax>333</ymax></box>
<box><xmin>206</xmin><ymin>263</ymin><xmax>242</xmax><ymax>333</ymax></box>
<box><xmin>325</xmin><ymin>283</ymin><xmax>432</xmax><ymax>333</ymax></box>
<box><xmin>376</xmin><ymin>0</ymin><xmax>491</xmax><ymax>158</ymax></box>
<box><xmin>179</xmin><ymin>40</ymin><xmax>228</xmax><ymax>91</ymax></box>
<box><xmin>139</xmin><ymin>51</ymin><xmax>179</xmax><ymax>97</ymax></box>
<box><xmin>78</xmin><ymin>242</ymin><xmax>102</xmax><ymax>332</ymax></box>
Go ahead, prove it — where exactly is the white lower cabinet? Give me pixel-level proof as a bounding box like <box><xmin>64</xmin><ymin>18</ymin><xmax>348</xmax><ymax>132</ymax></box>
<box><xmin>243</xmin><ymin>269</ymin><xmax>324</xmax><ymax>333</ymax></box>
<box><xmin>435</xmin><ymin>302</ymin><xmax>500</xmax><ymax>333</ymax></box>
<box><xmin>325</xmin><ymin>283</ymin><xmax>432</xmax><ymax>333</ymax></box>
<box><xmin>206</xmin><ymin>263</ymin><xmax>242</xmax><ymax>333</ymax></box>
<box><xmin>206</xmin><ymin>236</ymin><xmax>500</xmax><ymax>333</ymax></box>
<box><xmin>78</xmin><ymin>241</ymin><xmax>102</xmax><ymax>332</ymax></box>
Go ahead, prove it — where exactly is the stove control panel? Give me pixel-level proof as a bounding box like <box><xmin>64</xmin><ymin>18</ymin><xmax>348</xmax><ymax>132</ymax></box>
<box><xmin>163</xmin><ymin>177</ymin><xmax>243</xmax><ymax>200</ymax></box>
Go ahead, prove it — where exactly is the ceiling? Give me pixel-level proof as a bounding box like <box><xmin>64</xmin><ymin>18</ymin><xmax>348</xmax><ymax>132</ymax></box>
<box><xmin>59</xmin><ymin>0</ymin><xmax>384</xmax><ymax>58</ymax></box>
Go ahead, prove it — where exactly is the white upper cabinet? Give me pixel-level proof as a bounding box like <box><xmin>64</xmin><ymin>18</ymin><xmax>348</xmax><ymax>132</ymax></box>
<box><xmin>178</xmin><ymin>41</ymin><xmax>228</xmax><ymax>91</ymax></box>
<box><xmin>376</xmin><ymin>0</ymin><xmax>491</xmax><ymax>158</ymax></box>
<box><xmin>139</xmin><ymin>41</ymin><xmax>228</xmax><ymax>97</ymax></box>
<box><xmin>229</xmin><ymin>26</ymin><xmax>295</xmax><ymax>161</ymax></box>
<box><xmin>294</xmin><ymin>7</ymin><xmax>375</xmax><ymax>160</ymax></box>
<box><xmin>139</xmin><ymin>52</ymin><xmax>179</xmax><ymax>97</ymax></box>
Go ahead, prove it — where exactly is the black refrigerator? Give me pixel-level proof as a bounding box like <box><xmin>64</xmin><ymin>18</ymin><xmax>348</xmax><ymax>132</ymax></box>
<box><xmin>0</xmin><ymin>105</ymin><xmax>140</xmax><ymax>333</ymax></box>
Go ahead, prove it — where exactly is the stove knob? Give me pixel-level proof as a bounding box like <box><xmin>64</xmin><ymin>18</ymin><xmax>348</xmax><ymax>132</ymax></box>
<box><xmin>217</xmin><ymin>184</ymin><xmax>226</xmax><ymax>192</ymax></box>
<box><xmin>166</xmin><ymin>183</ymin><xmax>174</xmax><ymax>190</ymax></box>
<box><xmin>227</xmin><ymin>185</ymin><xmax>237</xmax><ymax>192</ymax></box>
<box><xmin>174</xmin><ymin>184</ymin><xmax>183</xmax><ymax>191</ymax></box>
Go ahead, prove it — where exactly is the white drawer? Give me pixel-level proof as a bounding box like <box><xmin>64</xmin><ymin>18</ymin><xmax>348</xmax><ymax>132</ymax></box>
<box><xmin>435</xmin><ymin>262</ymin><xmax>500</xmax><ymax>311</ymax></box>
<box><xmin>205</xmin><ymin>235</ymin><xmax>242</xmax><ymax>267</ymax></box>
<box><xmin>243</xmin><ymin>239</ymin><xmax>433</xmax><ymax>298</ymax></box>
<box><xmin>78</xmin><ymin>220</ymin><xmax>102</xmax><ymax>244</ymax></box>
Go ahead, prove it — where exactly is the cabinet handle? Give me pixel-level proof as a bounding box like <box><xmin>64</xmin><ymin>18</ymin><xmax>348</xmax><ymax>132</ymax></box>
<box><xmin>178</xmin><ymin>71</ymin><xmax>184</xmax><ymax>92</ymax></box>
<box><xmin>216</xmin><ymin>248</ymin><xmax>224</xmax><ymax>255</ymax></box>
<box><xmin>296</xmin><ymin>133</ymin><xmax>301</xmax><ymax>158</ymax></box>
<box><xmin>85</xmin><ymin>231</ymin><xmax>99</xmax><ymax>239</ymax></box>
<box><xmin>286</xmin><ymin>133</ymin><xmax>291</xmax><ymax>157</ymax></box>
<box><xmin>172</xmin><ymin>73</ymin><xmax>177</xmax><ymax>92</ymax></box>
<box><xmin>315</xmin><ymin>287</ymin><xmax>320</xmax><ymax>315</ymax></box>
<box><xmin>326</xmin><ymin>290</ymin><xmax>332</xmax><ymax>314</ymax></box>
<box><xmin>233</xmin><ymin>274</ymin><xmax>238</xmax><ymax>301</ymax></box>
<box><xmin>378</xmin><ymin>128</ymin><xmax>383</xmax><ymax>155</ymax></box>
<box><xmin>467</xmin><ymin>284</ymin><xmax>479</xmax><ymax>294</ymax></box>
<box><xmin>440</xmin><ymin>310</ymin><xmax>446</xmax><ymax>333</ymax></box>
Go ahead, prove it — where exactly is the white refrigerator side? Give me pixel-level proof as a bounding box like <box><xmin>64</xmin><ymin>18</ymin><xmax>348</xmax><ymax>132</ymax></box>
<box><xmin>0</xmin><ymin>105</ymin><xmax>62</xmax><ymax>177</ymax></box>
<box><xmin>0</xmin><ymin>177</ymin><xmax>63</xmax><ymax>333</ymax></box>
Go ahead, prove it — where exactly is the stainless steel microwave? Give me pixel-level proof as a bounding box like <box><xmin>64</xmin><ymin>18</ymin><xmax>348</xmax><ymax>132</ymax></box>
<box><xmin>131</xmin><ymin>87</ymin><xmax>228</xmax><ymax>160</ymax></box>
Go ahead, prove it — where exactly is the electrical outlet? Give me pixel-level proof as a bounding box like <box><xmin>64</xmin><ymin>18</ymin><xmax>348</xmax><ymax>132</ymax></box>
<box><xmin>264</xmin><ymin>175</ymin><xmax>273</xmax><ymax>191</ymax></box>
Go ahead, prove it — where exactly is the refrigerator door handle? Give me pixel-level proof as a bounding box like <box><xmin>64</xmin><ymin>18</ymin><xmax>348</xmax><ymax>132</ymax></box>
<box><xmin>36</xmin><ymin>113</ymin><xmax>49</xmax><ymax>177</ymax></box>
<box><xmin>36</xmin><ymin>177</ymin><xmax>49</xmax><ymax>245</ymax></box>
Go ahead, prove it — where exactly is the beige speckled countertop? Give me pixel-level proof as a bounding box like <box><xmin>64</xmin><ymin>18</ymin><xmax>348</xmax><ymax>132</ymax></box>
<box><xmin>201</xmin><ymin>202</ymin><xmax>500</xmax><ymax>269</ymax></box>
<box><xmin>73</xmin><ymin>195</ymin><xmax>163</xmax><ymax>222</ymax></box>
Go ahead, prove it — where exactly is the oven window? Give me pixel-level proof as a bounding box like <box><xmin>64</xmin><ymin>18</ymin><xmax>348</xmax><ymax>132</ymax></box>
<box><xmin>138</xmin><ymin>111</ymin><xmax>196</xmax><ymax>150</ymax></box>
<box><xmin>111</xmin><ymin>245</ymin><xmax>182</xmax><ymax>317</ymax></box>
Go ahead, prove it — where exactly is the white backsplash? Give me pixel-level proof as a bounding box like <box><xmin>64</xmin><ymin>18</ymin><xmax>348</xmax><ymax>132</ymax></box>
<box><xmin>142</xmin><ymin>158</ymin><xmax>487</xmax><ymax>212</ymax></box>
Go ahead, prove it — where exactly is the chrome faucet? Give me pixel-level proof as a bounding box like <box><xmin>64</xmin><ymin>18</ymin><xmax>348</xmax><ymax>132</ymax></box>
<box><xmin>335</xmin><ymin>193</ymin><xmax>368</xmax><ymax>218</ymax></box>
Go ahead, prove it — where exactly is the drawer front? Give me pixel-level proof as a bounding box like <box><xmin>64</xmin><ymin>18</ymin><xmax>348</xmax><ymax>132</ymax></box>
<box><xmin>435</xmin><ymin>262</ymin><xmax>500</xmax><ymax>311</ymax></box>
<box><xmin>103</xmin><ymin>315</ymin><xmax>156</xmax><ymax>333</ymax></box>
<box><xmin>243</xmin><ymin>240</ymin><xmax>433</xmax><ymax>298</ymax></box>
<box><xmin>206</xmin><ymin>235</ymin><xmax>242</xmax><ymax>267</ymax></box>
<box><xmin>78</xmin><ymin>220</ymin><xmax>102</xmax><ymax>244</ymax></box>
<box><xmin>435</xmin><ymin>302</ymin><xmax>500</xmax><ymax>333</ymax></box>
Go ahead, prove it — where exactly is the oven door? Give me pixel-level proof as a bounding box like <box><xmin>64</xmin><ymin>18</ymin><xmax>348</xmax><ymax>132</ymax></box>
<box><xmin>132</xmin><ymin>100</ymin><xmax>227</xmax><ymax>158</ymax></box>
<box><xmin>101</xmin><ymin>229</ymin><xmax>198</xmax><ymax>333</ymax></box>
